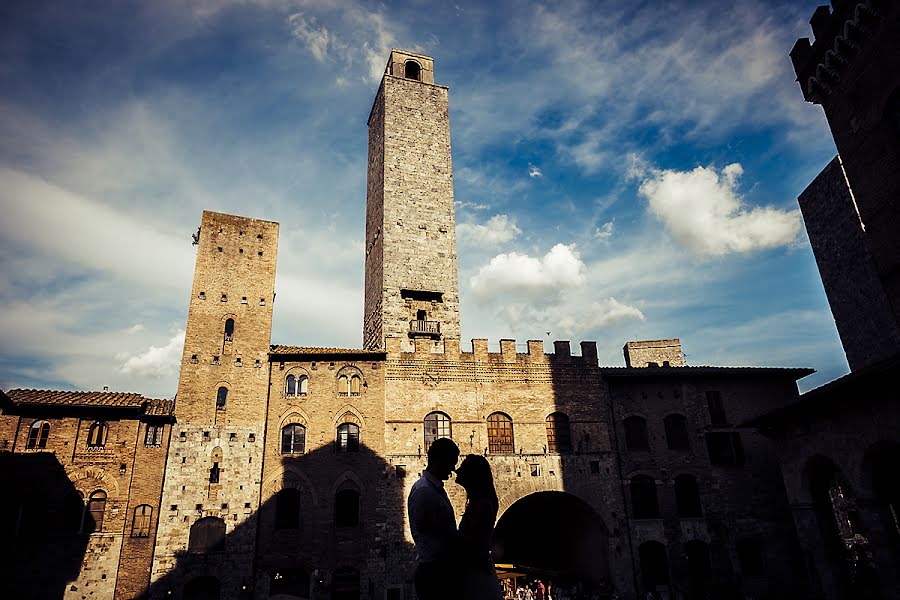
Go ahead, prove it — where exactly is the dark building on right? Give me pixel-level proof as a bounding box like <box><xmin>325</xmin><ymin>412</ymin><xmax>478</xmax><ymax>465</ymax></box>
<box><xmin>748</xmin><ymin>2</ymin><xmax>900</xmax><ymax>599</ymax></box>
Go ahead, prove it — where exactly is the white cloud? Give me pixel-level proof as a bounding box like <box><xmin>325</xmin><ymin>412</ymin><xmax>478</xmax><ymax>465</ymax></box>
<box><xmin>470</xmin><ymin>243</ymin><xmax>585</xmax><ymax>299</ymax></box>
<box><xmin>528</xmin><ymin>164</ymin><xmax>543</xmax><ymax>178</ymax></box>
<box><xmin>636</xmin><ymin>163</ymin><xmax>802</xmax><ymax>256</ymax></box>
<box><xmin>287</xmin><ymin>4</ymin><xmax>397</xmax><ymax>84</ymax></box>
<box><xmin>585</xmin><ymin>297</ymin><xmax>645</xmax><ymax>328</ymax></box>
<box><xmin>126</xmin><ymin>324</ymin><xmax>146</xmax><ymax>334</ymax></box>
<box><xmin>457</xmin><ymin>214</ymin><xmax>521</xmax><ymax>247</ymax></box>
<box><xmin>119</xmin><ymin>330</ymin><xmax>185</xmax><ymax>378</ymax></box>
<box><xmin>594</xmin><ymin>221</ymin><xmax>614</xmax><ymax>241</ymax></box>
<box><xmin>288</xmin><ymin>13</ymin><xmax>343</xmax><ymax>63</ymax></box>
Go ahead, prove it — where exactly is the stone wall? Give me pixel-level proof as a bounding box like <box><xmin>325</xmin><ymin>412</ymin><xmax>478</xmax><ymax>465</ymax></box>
<box><xmin>607</xmin><ymin>372</ymin><xmax>806</xmax><ymax>598</ymax></box>
<box><xmin>798</xmin><ymin>157</ymin><xmax>900</xmax><ymax>371</ymax></box>
<box><xmin>623</xmin><ymin>339</ymin><xmax>685</xmax><ymax>368</ymax></box>
<box><xmin>257</xmin><ymin>352</ymin><xmax>387</xmax><ymax>598</ymax></box>
<box><xmin>0</xmin><ymin>404</ymin><xmax>171</xmax><ymax>600</ymax></box>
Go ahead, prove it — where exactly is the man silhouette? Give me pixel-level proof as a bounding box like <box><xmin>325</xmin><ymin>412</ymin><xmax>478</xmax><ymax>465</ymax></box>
<box><xmin>408</xmin><ymin>437</ymin><xmax>460</xmax><ymax>600</ymax></box>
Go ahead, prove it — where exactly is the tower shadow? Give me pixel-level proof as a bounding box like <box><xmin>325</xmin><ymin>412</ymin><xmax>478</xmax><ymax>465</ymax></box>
<box><xmin>144</xmin><ymin>441</ymin><xmax>412</xmax><ymax>600</ymax></box>
<box><xmin>0</xmin><ymin>452</ymin><xmax>95</xmax><ymax>599</ymax></box>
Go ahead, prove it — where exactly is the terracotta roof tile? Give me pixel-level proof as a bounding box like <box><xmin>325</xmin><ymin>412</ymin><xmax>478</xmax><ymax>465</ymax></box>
<box><xmin>5</xmin><ymin>389</ymin><xmax>174</xmax><ymax>416</ymax></box>
<box><xmin>270</xmin><ymin>345</ymin><xmax>384</xmax><ymax>355</ymax></box>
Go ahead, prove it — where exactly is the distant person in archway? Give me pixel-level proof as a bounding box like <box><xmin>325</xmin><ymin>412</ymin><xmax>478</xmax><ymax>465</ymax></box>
<box><xmin>408</xmin><ymin>437</ymin><xmax>460</xmax><ymax>600</ymax></box>
<box><xmin>455</xmin><ymin>454</ymin><xmax>503</xmax><ymax>600</ymax></box>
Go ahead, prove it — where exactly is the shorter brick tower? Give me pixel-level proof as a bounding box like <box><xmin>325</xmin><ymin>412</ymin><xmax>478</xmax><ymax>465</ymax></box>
<box><xmin>151</xmin><ymin>211</ymin><xmax>279</xmax><ymax>599</ymax></box>
<box><xmin>363</xmin><ymin>50</ymin><xmax>461</xmax><ymax>352</ymax></box>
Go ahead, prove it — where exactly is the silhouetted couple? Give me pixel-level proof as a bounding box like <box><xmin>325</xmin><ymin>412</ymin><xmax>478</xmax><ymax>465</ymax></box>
<box><xmin>408</xmin><ymin>438</ymin><xmax>503</xmax><ymax>600</ymax></box>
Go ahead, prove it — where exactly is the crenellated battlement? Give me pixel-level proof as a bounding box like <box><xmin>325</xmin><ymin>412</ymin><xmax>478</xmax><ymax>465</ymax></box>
<box><xmin>384</xmin><ymin>336</ymin><xmax>599</xmax><ymax>366</ymax></box>
<box><xmin>790</xmin><ymin>0</ymin><xmax>889</xmax><ymax>104</ymax></box>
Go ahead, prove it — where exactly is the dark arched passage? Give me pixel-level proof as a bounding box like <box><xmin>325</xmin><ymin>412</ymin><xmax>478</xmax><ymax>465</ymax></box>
<box><xmin>492</xmin><ymin>491</ymin><xmax>609</xmax><ymax>585</ymax></box>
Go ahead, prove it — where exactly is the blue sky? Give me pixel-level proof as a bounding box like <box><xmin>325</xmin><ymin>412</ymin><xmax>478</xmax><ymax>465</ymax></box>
<box><xmin>0</xmin><ymin>0</ymin><xmax>846</xmax><ymax>397</ymax></box>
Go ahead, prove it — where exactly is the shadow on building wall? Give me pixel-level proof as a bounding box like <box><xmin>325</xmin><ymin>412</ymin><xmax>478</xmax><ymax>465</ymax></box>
<box><xmin>0</xmin><ymin>452</ymin><xmax>94</xmax><ymax>599</ymax></box>
<box><xmin>488</xmin><ymin>343</ymin><xmax>621</xmax><ymax>598</ymax></box>
<box><xmin>144</xmin><ymin>441</ymin><xmax>411</xmax><ymax>600</ymax></box>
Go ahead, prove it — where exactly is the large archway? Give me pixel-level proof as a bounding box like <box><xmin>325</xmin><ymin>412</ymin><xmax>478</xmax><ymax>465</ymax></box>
<box><xmin>493</xmin><ymin>491</ymin><xmax>609</xmax><ymax>587</ymax></box>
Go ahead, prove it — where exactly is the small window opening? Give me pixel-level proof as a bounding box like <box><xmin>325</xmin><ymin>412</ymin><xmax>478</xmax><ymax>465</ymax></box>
<box><xmin>404</xmin><ymin>60</ymin><xmax>421</xmax><ymax>81</ymax></box>
<box><xmin>216</xmin><ymin>387</ymin><xmax>227</xmax><ymax>411</ymax></box>
<box><xmin>241</xmin><ymin>296</ymin><xmax>247</xmax><ymax>304</ymax></box>
<box><xmin>260</xmin><ymin>298</ymin><xmax>266</xmax><ymax>306</ymax></box>
<box><xmin>209</xmin><ymin>462</ymin><xmax>220</xmax><ymax>484</ymax></box>
<box><xmin>191</xmin><ymin>354</ymin><xmax>199</xmax><ymax>364</ymax></box>
<box><xmin>416</xmin><ymin>309</ymin><xmax>427</xmax><ymax>321</ymax></box>
<box><xmin>221</xmin><ymin>293</ymin><xmax>227</xmax><ymax>302</ymax></box>
<box><xmin>199</xmin><ymin>292</ymin><xmax>206</xmax><ymax>300</ymax></box>
<box><xmin>224</xmin><ymin>319</ymin><xmax>235</xmax><ymax>342</ymax></box>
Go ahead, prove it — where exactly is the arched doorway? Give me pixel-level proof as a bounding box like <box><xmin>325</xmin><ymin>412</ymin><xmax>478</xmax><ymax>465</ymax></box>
<box><xmin>493</xmin><ymin>492</ymin><xmax>609</xmax><ymax>588</ymax></box>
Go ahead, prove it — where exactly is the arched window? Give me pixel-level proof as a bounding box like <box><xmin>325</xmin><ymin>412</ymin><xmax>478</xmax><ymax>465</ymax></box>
<box><xmin>423</xmin><ymin>412</ymin><xmax>452</xmax><ymax>451</ymax></box>
<box><xmin>332</xmin><ymin>567</ymin><xmax>360</xmax><ymax>600</ymax></box>
<box><xmin>404</xmin><ymin>60</ymin><xmax>421</xmax><ymax>81</ymax></box>
<box><xmin>286</xmin><ymin>374</ymin><xmax>296</xmax><ymax>397</ymax></box>
<box><xmin>639</xmin><ymin>541</ymin><xmax>670</xmax><ymax>591</ymax></box>
<box><xmin>546</xmin><ymin>412</ymin><xmax>572</xmax><ymax>453</ymax></box>
<box><xmin>189</xmin><ymin>516</ymin><xmax>226</xmax><ymax>553</ymax></box>
<box><xmin>286</xmin><ymin>374</ymin><xmax>308</xmax><ymax>397</ymax></box>
<box><xmin>87</xmin><ymin>421</ymin><xmax>107</xmax><ymax>449</ymax></box>
<box><xmin>337</xmin><ymin>422</ymin><xmax>360</xmax><ymax>453</ymax></box>
<box><xmin>630</xmin><ymin>475</ymin><xmax>659</xmax><ymax>518</ymax></box>
<box><xmin>664</xmin><ymin>414</ymin><xmax>690</xmax><ymax>450</ymax></box>
<box><xmin>281</xmin><ymin>424</ymin><xmax>306</xmax><ymax>454</ymax></box>
<box><xmin>737</xmin><ymin>538</ymin><xmax>765</xmax><ymax>576</ymax></box>
<box><xmin>223</xmin><ymin>318</ymin><xmax>234</xmax><ymax>342</ymax></box>
<box><xmin>674</xmin><ymin>474</ymin><xmax>703</xmax><ymax>517</ymax></box>
<box><xmin>338</xmin><ymin>375</ymin><xmax>349</xmax><ymax>396</ymax></box>
<box><xmin>335</xmin><ymin>489</ymin><xmax>360</xmax><ymax>527</ymax></box>
<box><xmin>26</xmin><ymin>420</ymin><xmax>50</xmax><ymax>449</ymax></box>
<box><xmin>274</xmin><ymin>488</ymin><xmax>301</xmax><ymax>530</ymax></box>
<box><xmin>131</xmin><ymin>504</ymin><xmax>153</xmax><ymax>537</ymax></box>
<box><xmin>85</xmin><ymin>491</ymin><xmax>106</xmax><ymax>533</ymax></box>
<box><xmin>624</xmin><ymin>416</ymin><xmax>649</xmax><ymax>451</ymax></box>
<box><xmin>487</xmin><ymin>412</ymin><xmax>514</xmax><ymax>454</ymax></box>
<box><xmin>216</xmin><ymin>387</ymin><xmax>227</xmax><ymax>411</ymax></box>
<box><xmin>349</xmin><ymin>375</ymin><xmax>361</xmax><ymax>396</ymax></box>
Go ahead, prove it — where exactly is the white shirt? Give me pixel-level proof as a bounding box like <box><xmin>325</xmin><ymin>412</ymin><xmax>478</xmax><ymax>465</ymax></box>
<box><xmin>408</xmin><ymin>470</ymin><xmax>457</xmax><ymax>563</ymax></box>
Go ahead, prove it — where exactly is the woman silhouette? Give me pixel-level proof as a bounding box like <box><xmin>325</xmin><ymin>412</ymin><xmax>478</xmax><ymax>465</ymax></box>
<box><xmin>455</xmin><ymin>455</ymin><xmax>503</xmax><ymax>600</ymax></box>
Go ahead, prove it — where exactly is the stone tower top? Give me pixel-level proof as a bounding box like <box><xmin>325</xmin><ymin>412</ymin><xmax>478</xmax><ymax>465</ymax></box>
<box><xmin>790</xmin><ymin>0</ymin><xmax>886</xmax><ymax>104</ymax></box>
<box><xmin>623</xmin><ymin>339</ymin><xmax>685</xmax><ymax>368</ymax></box>
<box><xmin>383</xmin><ymin>49</ymin><xmax>436</xmax><ymax>85</ymax></box>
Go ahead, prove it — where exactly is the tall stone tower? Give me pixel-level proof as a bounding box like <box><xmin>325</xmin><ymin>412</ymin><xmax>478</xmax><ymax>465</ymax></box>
<box><xmin>363</xmin><ymin>49</ymin><xmax>461</xmax><ymax>351</ymax></box>
<box><xmin>151</xmin><ymin>211</ymin><xmax>279</xmax><ymax>598</ymax></box>
<box><xmin>791</xmin><ymin>1</ymin><xmax>900</xmax><ymax>370</ymax></box>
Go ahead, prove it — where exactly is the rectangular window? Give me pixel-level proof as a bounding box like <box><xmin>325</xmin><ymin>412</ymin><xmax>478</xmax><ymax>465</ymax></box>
<box><xmin>590</xmin><ymin>460</ymin><xmax>601</xmax><ymax>474</ymax></box>
<box><xmin>144</xmin><ymin>424</ymin><xmax>164</xmax><ymax>447</ymax></box>
<box><xmin>706</xmin><ymin>432</ymin><xmax>745</xmax><ymax>466</ymax></box>
<box><xmin>706</xmin><ymin>391</ymin><xmax>727</xmax><ymax>425</ymax></box>
<box><xmin>530</xmin><ymin>464</ymin><xmax>541</xmax><ymax>477</ymax></box>
<box><xmin>131</xmin><ymin>505</ymin><xmax>153</xmax><ymax>537</ymax></box>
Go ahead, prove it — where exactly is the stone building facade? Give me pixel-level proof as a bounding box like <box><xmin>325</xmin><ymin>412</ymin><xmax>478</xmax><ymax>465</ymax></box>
<box><xmin>1</xmin><ymin>50</ymin><xmax>820</xmax><ymax>600</ymax></box>
<box><xmin>0</xmin><ymin>389</ymin><xmax>174</xmax><ymax>600</ymax></box>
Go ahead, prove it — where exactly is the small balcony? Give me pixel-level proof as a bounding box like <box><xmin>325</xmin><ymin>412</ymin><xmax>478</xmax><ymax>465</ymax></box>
<box><xmin>409</xmin><ymin>320</ymin><xmax>441</xmax><ymax>338</ymax></box>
